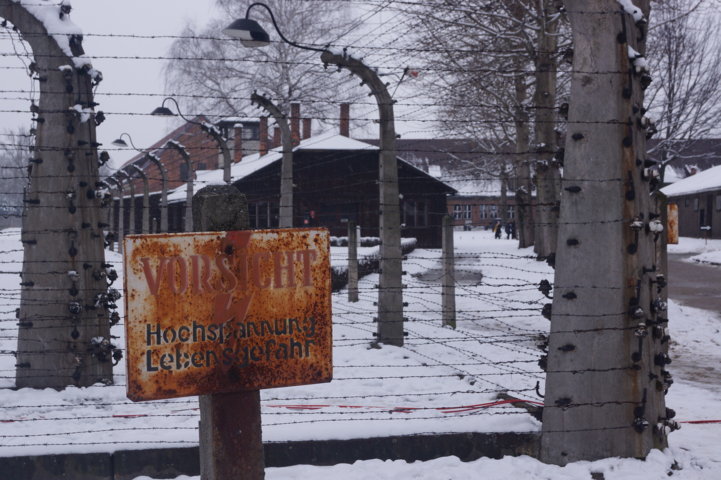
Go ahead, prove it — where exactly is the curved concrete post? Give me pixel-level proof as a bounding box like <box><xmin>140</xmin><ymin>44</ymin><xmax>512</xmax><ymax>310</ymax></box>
<box><xmin>251</xmin><ymin>92</ymin><xmax>293</xmax><ymax>228</ymax></box>
<box><xmin>118</xmin><ymin>171</ymin><xmax>136</xmax><ymax>236</ymax></box>
<box><xmin>3</xmin><ymin>0</ymin><xmax>114</xmax><ymax>388</ymax></box>
<box><xmin>127</xmin><ymin>164</ymin><xmax>150</xmax><ymax>234</ymax></box>
<box><xmin>146</xmin><ymin>153</ymin><xmax>168</xmax><ymax>233</ymax></box>
<box><xmin>106</xmin><ymin>176</ymin><xmax>124</xmax><ymax>254</ymax></box>
<box><xmin>321</xmin><ymin>50</ymin><xmax>403</xmax><ymax>346</ymax></box>
<box><xmin>163</xmin><ymin>141</ymin><xmax>193</xmax><ymax>232</ymax></box>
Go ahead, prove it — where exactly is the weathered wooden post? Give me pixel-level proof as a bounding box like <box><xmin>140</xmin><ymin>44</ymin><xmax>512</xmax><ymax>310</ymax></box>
<box><xmin>348</xmin><ymin>220</ymin><xmax>359</xmax><ymax>302</ymax></box>
<box><xmin>442</xmin><ymin>215</ymin><xmax>456</xmax><ymax>329</ymax></box>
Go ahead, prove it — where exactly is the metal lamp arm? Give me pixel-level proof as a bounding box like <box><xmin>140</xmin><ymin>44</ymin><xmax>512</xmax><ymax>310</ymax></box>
<box><xmin>246</xmin><ymin>2</ymin><xmax>327</xmax><ymax>53</ymax></box>
<box><xmin>161</xmin><ymin>97</ymin><xmax>201</xmax><ymax>126</ymax></box>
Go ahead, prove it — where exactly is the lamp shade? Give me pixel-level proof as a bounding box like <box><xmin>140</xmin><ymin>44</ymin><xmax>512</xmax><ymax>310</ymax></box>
<box><xmin>151</xmin><ymin>106</ymin><xmax>175</xmax><ymax>116</ymax></box>
<box><xmin>111</xmin><ymin>138</ymin><xmax>128</xmax><ymax>147</ymax></box>
<box><xmin>223</xmin><ymin>18</ymin><xmax>270</xmax><ymax>47</ymax></box>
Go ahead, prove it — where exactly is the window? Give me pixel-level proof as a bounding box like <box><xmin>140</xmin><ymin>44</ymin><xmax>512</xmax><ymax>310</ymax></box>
<box><xmin>452</xmin><ymin>204</ymin><xmax>471</xmax><ymax>221</ymax></box>
<box><xmin>716</xmin><ymin>195</ymin><xmax>721</xmax><ymax>211</ymax></box>
<box><xmin>508</xmin><ymin>206</ymin><xmax>515</xmax><ymax>220</ymax></box>
<box><xmin>693</xmin><ymin>198</ymin><xmax>699</xmax><ymax>211</ymax></box>
<box><xmin>685</xmin><ymin>198</ymin><xmax>689</xmax><ymax>207</ymax></box>
<box><xmin>489</xmin><ymin>205</ymin><xmax>498</xmax><ymax>219</ymax></box>
<box><xmin>405</xmin><ymin>200</ymin><xmax>429</xmax><ymax>226</ymax></box>
<box><xmin>242</xmin><ymin>125</ymin><xmax>260</xmax><ymax>141</ymax></box>
<box><xmin>179</xmin><ymin>163</ymin><xmax>189</xmax><ymax>182</ymax></box>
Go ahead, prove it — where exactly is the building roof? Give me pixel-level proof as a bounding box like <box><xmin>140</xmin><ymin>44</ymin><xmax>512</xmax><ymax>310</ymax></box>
<box><xmin>166</xmin><ymin>131</ymin><xmax>452</xmax><ymax>203</ymax></box>
<box><xmin>661</xmin><ymin>164</ymin><xmax>721</xmax><ymax>197</ymax></box>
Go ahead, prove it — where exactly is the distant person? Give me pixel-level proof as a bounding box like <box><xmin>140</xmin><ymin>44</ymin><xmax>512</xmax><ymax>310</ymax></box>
<box><xmin>505</xmin><ymin>222</ymin><xmax>512</xmax><ymax>239</ymax></box>
<box><xmin>493</xmin><ymin>220</ymin><xmax>502</xmax><ymax>239</ymax></box>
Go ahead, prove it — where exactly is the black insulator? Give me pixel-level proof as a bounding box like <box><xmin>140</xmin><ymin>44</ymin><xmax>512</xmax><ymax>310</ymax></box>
<box><xmin>562</xmin><ymin>291</ymin><xmax>577</xmax><ymax>300</ymax></box>
<box><xmin>542</xmin><ymin>303</ymin><xmax>552</xmax><ymax>320</ymax></box>
<box><xmin>640</xmin><ymin>74</ymin><xmax>652</xmax><ymax>90</ymax></box>
<box><xmin>623</xmin><ymin>137</ymin><xmax>633</xmax><ymax>147</ymax></box>
<box><xmin>633</xmin><ymin>417</ymin><xmax>649</xmax><ymax>433</ymax></box>
<box><xmin>564</xmin><ymin>185</ymin><xmax>581</xmax><ymax>193</ymax></box>
<box><xmin>655</xmin><ymin>353</ymin><xmax>672</xmax><ymax>366</ymax></box>
<box><xmin>538</xmin><ymin>279</ymin><xmax>553</xmax><ymax>298</ymax></box>
<box><xmin>566</xmin><ymin>238</ymin><xmax>579</xmax><ymax>246</ymax></box>
<box><xmin>558</xmin><ymin>344</ymin><xmax>576</xmax><ymax>352</ymax></box>
<box><xmin>571</xmin><ymin>132</ymin><xmax>584</xmax><ymax>141</ymax></box>
<box><xmin>546</xmin><ymin>253</ymin><xmax>556</xmax><ymax>269</ymax></box>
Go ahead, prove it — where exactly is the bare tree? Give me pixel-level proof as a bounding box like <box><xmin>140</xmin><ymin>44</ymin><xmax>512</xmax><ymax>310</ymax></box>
<box><xmin>645</xmin><ymin>0</ymin><xmax>721</xmax><ymax>179</ymax></box>
<box><xmin>164</xmin><ymin>0</ymin><xmax>363</xmax><ymax>123</ymax></box>
<box><xmin>396</xmin><ymin>0</ymin><xmax>568</xmax><ymax>250</ymax></box>
<box><xmin>0</xmin><ymin>128</ymin><xmax>31</xmax><ymax>213</ymax></box>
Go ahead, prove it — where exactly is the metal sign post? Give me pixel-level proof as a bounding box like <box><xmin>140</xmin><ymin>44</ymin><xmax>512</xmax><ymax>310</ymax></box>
<box><xmin>123</xmin><ymin>185</ymin><xmax>332</xmax><ymax>479</ymax></box>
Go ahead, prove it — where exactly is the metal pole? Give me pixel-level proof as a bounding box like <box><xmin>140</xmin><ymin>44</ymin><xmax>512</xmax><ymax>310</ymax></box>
<box><xmin>321</xmin><ymin>50</ymin><xmax>404</xmax><ymax>346</ymax></box>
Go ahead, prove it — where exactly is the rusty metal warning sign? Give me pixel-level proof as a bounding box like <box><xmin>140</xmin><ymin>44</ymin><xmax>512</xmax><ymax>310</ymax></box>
<box><xmin>123</xmin><ymin>228</ymin><xmax>332</xmax><ymax>401</ymax></box>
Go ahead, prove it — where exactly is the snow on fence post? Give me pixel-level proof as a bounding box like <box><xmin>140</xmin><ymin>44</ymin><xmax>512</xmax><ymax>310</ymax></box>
<box><xmin>4</xmin><ymin>0</ymin><xmax>118</xmax><ymax>388</ymax></box>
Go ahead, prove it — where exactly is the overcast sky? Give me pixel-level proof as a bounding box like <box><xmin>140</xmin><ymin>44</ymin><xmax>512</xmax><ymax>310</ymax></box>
<box><xmin>1</xmin><ymin>0</ymin><xmax>218</xmax><ymax>170</ymax></box>
<box><xmin>1</xmin><ymin>1</ymin><xmax>429</xmax><ymax>171</ymax></box>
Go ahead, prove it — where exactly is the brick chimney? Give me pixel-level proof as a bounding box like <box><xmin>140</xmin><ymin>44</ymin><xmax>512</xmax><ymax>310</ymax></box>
<box><xmin>273</xmin><ymin>127</ymin><xmax>281</xmax><ymax>148</ymax></box>
<box><xmin>290</xmin><ymin>103</ymin><xmax>301</xmax><ymax>147</ymax></box>
<box><xmin>259</xmin><ymin>117</ymin><xmax>268</xmax><ymax>156</ymax></box>
<box><xmin>233</xmin><ymin>125</ymin><xmax>243</xmax><ymax>164</ymax></box>
<box><xmin>339</xmin><ymin>103</ymin><xmax>350</xmax><ymax>137</ymax></box>
<box><xmin>302</xmin><ymin>118</ymin><xmax>312</xmax><ymax>140</ymax></box>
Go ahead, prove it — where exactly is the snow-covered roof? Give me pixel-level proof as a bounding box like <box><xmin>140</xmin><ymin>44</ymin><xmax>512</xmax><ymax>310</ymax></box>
<box><xmin>167</xmin><ymin>132</ymin><xmax>381</xmax><ymax>203</ymax></box>
<box><xmin>661</xmin><ymin>164</ymin><xmax>721</xmax><ymax>197</ymax></box>
<box><xmin>663</xmin><ymin>165</ymin><xmax>684</xmax><ymax>184</ymax></box>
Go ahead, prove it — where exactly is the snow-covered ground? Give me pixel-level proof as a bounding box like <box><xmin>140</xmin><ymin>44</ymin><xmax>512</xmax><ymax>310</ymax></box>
<box><xmin>0</xmin><ymin>229</ymin><xmax>719</xmax><ymax>479</ymax></box>
<box><xmin>668</xmin><ymin>237</ymin><xmax>721</xmax><ymax>265</ymax></box>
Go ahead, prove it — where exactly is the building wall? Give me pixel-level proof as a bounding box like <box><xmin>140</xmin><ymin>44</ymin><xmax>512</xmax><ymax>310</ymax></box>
<box><xmin>671</xmin><ymin>190</ymin><xmax>721</xmax><ymax>239</ymax></box>
<box><xmin>447</xmin><ymin>196</ymin><xmax>519</xmax><ymax>229</ymax></box>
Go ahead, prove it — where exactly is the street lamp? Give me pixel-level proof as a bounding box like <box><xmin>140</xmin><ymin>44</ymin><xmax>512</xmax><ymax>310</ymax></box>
<box><xmin>224</xmin><ymin>3</ymin><xmax>405</xmax><ymax>347</ymax></box>
<box><xmin>111</xmin><ymin>132</ymin><xmax>140</xmax><ymax>150</ymax></box>
<box><xmin>151</xmin><ymin>97</ymin><xmax>233</xmax><ymax>185</ymax></box>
